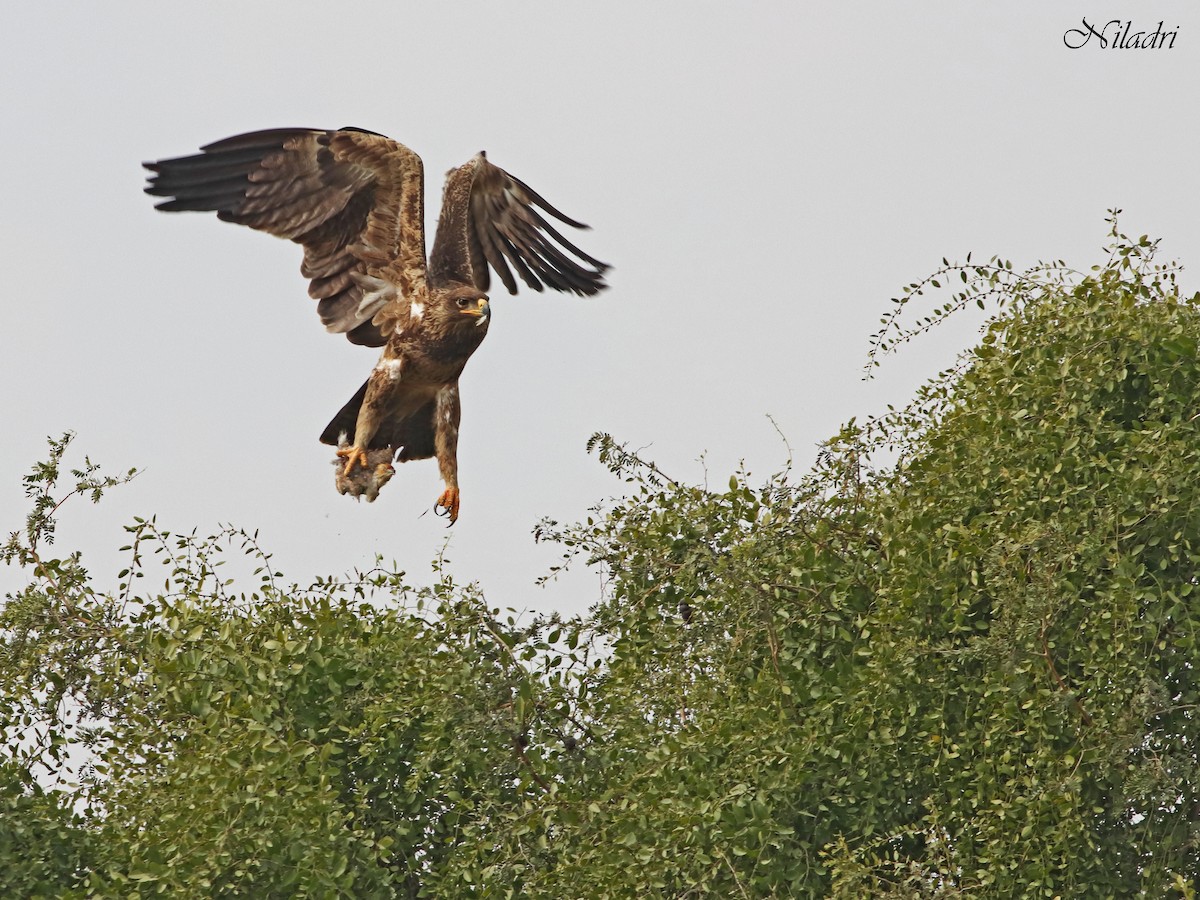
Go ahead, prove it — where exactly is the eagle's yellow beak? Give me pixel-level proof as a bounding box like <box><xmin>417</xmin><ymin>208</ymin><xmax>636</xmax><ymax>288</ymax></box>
<box><xmin>463</xmin><ymin>297</ymin><xmax>490</xmax><ymax>323</ymax></box>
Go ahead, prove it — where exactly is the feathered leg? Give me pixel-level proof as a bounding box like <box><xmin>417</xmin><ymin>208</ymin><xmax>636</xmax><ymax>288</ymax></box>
<box><xmin>337</xmin><ymin>373</ymin><xmax>389</xmax><ymax>474</ymax></box>
<box><xmin>433</xmin><ymin>384</ymin><xmax>462</xmax><ymax>524</ymax></box>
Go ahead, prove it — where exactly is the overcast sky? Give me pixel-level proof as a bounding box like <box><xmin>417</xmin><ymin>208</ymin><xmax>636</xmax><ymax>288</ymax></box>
<box><xmin>3</xmin><ymin>3</ymin><xmax>1198</xmax><ymax>614</ymax></box>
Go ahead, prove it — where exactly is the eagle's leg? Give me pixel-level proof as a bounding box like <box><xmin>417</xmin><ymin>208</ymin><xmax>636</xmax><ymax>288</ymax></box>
<box><xmin>339</xmin><ymin>374</ymin><xmax>391</xmax><ymax>476</ymax></box>
<box><xmin>432</xmin><ymin>384</ymin><xmax>462</xmax><ymax>525</ymax></box>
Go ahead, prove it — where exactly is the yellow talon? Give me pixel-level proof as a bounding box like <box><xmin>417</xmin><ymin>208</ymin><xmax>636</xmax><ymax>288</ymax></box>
<box><xmin>337</xmin><ymin>446</ymin><xmax>370</xmax><ymax>476</ymax></box>
<box><xmin>435</xmin><ymin>487</ymin><xmax>460</xmax><ymax>525</ymax></box>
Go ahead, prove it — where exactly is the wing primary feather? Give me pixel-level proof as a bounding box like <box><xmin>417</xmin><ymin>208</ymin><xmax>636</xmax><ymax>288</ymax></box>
<box><xmin>153</xmin><ymin>195</ymin><xmax>239</xmax><ymax>213</ymax></box>
<box><xmin>494</xmin><ymin>234</ymin><xmax>546</xmax><ymax>292</ymax></box>
<box><xmin>473</xmin><ymin>222</ymin><xmax>520</xmax><ymax>293</ymax></box>
<box><xmin>505</xmin><ymin>172</ymin><xmax>591</xmax><ymax>229</ymax></box>
<box><xmin>144</xmin><ymin>162</ymin><xmax>265</xmax><ymax>191</ymax></box>
<box><xmin>489</xmin><ymin>205</ymin><xmax>605</xmax><ymax>294</ymax></box>
<box><xmin>521</xmin><ymin>207</ymin><xmax>610</xmax><ymax>270</ymax></box>
<box><xmin>198</xmin><ymin>128</ymin><xmax>322</xmax><ymax>153</ymax></box>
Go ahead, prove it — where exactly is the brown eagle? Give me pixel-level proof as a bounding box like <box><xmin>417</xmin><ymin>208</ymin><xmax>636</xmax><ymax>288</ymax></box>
<box><xmin>144</xmin><ymin>127</ymin><xmax>608</xmax><ymax>522</ymax></box>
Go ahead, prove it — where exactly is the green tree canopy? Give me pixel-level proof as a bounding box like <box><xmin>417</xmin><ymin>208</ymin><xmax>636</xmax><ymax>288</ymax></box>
<box><xmin>2</xmin><ymin>216</ymin><xmax>1197</xmax><ymax>897</ymax></box>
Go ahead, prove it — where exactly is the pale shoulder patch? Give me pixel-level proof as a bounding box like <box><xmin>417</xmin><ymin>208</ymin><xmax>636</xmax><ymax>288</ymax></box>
<box><xmin>374</xmin><ymin>357</ymin><xmax>404</xmax><ymax>381</ymax></box>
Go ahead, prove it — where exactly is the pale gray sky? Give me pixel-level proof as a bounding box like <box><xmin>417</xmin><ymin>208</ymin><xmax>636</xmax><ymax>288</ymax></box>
<box><xmin>3</xmin><ymin>3</ymin><xmax>1198</xmax><ymax>612</ymax></box>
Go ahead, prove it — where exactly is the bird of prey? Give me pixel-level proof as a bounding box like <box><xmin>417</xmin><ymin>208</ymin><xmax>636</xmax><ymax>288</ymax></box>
<box><xmin>144</xmin><ymin>127</ymin><xmax>608</xmax><ymax>523</ymax></box>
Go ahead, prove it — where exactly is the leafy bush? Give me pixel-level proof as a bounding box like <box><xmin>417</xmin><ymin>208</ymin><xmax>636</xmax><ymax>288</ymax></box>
<box><xmin>2</xmin><ymin>216</ymin><xmax>1197</xmax><ymax>897</ymax></box>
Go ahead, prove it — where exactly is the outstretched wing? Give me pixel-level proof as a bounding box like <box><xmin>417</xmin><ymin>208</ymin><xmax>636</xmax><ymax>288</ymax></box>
<box><xmin>429</xmin><ymin>153</ymin><xmax>608</xmax><ymax>296</ymax></box>
<box><xmin>144</xmin><ymin>127</ymin><xmax>428</xmax><ymax>346</ymax></box>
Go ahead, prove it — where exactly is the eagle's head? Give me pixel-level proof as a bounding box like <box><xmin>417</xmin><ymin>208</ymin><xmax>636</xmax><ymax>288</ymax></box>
<box><xmin>437</xmin><ymin>285</ymin><xmax>491</xmax><ymax>331</ymax></box>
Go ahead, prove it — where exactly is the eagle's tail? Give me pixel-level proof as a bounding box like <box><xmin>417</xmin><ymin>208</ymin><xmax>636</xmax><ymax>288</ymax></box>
<box><xmin>320</xmin><ymin>381</ymin><xmax>369</xmax><ymax>447</ymax></box>
<box><xmin>319</xmin><ymin>382</ymin><xmax>436</xmax><ymax>460</ymax></box>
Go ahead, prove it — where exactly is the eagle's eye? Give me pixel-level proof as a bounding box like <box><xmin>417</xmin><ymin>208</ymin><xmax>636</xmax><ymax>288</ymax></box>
<box><xmin>455</xmin><ymin>296</ymin><xmax>471</xmax><ymax>308</ymax></box>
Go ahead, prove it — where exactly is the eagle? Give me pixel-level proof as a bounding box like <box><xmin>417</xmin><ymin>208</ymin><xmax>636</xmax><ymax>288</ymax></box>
<box><xmin>144</xmin><ymin>127</ymin><xmax>608</xmax><ymax>523</ymax></box>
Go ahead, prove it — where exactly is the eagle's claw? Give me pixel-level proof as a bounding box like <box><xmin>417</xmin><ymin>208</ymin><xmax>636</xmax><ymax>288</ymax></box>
<box><xmin>337</xmin><ymin>446</ymin><xmax>370</xmax><ymax>476</ymax></box>
<box><xmin>435</xmin><ymin>488</ymin><xmax>460</xmax><ymax>526</ymax></box>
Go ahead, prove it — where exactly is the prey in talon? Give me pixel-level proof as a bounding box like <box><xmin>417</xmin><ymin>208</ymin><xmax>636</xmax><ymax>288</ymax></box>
<box><xmin>145</xmin><ymin>127</ymin><xmax>608</xmax><ymax>521</ymax></box>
